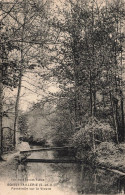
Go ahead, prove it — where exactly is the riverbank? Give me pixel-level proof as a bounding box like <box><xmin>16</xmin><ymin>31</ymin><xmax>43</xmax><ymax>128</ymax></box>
<box><xmin>96</xmin><ymin>151</ymin><xmax>125</xmax><ymax>174</ymax></box>
<box><xmin>0</xmin><ymin>151</ymin><xmax>20</xmax><ymax>180</ymax></box>
<box><xmin>95</xmin><ymin>143</ymin><xmax>125</xmax><ymax>175</ymax></box>
<box><xmin>74</xmin><ymin>142</ymin><xmax>125</xmax><ymax>175</ymax></box>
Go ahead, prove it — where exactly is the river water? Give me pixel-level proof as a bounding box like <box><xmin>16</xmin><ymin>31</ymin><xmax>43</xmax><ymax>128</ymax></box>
<box><xmin>14</xmin><ymin>149</ymin><xmax>125</xmax><ymax>195</ymax></box>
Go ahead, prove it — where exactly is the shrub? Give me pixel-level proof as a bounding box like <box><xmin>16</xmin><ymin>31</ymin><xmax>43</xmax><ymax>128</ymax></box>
<box><xmin>95</xmin><ymin>142</ymin><xmax>118</xmax><ymax>157</ymax></box>
<box><xmin>70</xmin><ymin>117</ymin><xmax>115</xmax><ymax>150</ymax></box>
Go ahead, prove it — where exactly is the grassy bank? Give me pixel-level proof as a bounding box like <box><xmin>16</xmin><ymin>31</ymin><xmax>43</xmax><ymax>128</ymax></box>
<box><xmin>96</xmin><ymin>143</ymin><xmax>125</xmax><ymax>174</ymax></box>
<box><xmin>70</xmin><ymin>118</ymin><xmax>125</xmax><ymax>175</ymax></box>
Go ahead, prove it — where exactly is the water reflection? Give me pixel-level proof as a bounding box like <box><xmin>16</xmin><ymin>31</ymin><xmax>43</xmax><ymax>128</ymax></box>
<box><xmin>16</xmin><ymin>161</ymin><xmax>28</xmax><ymax>180</ymax></box>
<box><xmin>16</xmin><ymin>150</ymin><xmax>125</xmax><ymax>194</ymax></box>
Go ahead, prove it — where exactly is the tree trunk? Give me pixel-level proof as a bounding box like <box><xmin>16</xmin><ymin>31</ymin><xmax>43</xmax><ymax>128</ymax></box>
<box><xmin>90</xmin><ymin>70</ymin><xmax>93</xmax><ymax>116</ymax></box>
<box><xmin>0</xmin><ymin>58</ymin><xmax>4</xmax><ymax>160</ymax></box>
<box><xmin>13</xmin><ymin>0</ymin><xmax>26</xmax><ymax>148</ymax></box>
<box><xmin>120</xmin><ymin>90</ymin><xmax>124</xmax><ymax>142</ymax></box>
<box><xmin>110</xmin><ymin>93</ymin><xmax>119</xmax><ymax>143</ymax></box>
<box><xmin>13</xmin><ymin>69</ymin><xmax>23</xmax><ymax>148</ymax></box>
<box><xmin>93</xmin><ymin>90</ymin><xmax>96</xmax><ymax>116</ymax></box>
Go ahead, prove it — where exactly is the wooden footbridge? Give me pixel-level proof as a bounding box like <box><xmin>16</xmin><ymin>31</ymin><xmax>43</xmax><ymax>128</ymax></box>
<box><xmin>20</xmin><ymin>146</ymin><xmax>75</xmax><ymax>154</ymax></box>
<box><xmin>19</xmin><ymin>146</ymin><xmax>83</xmax><ymax>163</ymax></box>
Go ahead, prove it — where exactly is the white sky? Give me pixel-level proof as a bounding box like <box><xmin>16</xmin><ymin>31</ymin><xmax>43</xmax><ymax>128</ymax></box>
<box><xmin>5</xmin><ymin>70</ymin><xmax>59</xmax><ymax>112</ymax></box>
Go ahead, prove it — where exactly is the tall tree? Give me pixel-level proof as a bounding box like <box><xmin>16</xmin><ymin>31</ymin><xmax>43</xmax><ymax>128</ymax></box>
<box><xmin>1</xmin><ymin>0</ymin><xmax>51</xmax><ymax>147</ymax></box>
<box><xmin>48</xmin><ymin>0</ymin><xmax>125</xmax><ymax>142</ymax></box>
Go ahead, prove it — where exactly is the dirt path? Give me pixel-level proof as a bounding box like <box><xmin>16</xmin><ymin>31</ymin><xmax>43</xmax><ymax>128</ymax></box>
<box><xmin>0</xmin><ymin>151</ymin><xmax>20</xmax><ymax>181</ymax></box>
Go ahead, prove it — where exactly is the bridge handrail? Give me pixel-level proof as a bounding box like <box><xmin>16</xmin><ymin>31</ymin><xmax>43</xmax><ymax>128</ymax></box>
<box><xmin>20</xmin><ymin>146</ymin><xmax>75</xmax><ymax>154</ymax></box>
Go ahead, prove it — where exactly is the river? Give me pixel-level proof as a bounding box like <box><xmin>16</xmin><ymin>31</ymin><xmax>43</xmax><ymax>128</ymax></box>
<box><xmin>0</xmin><ymin>148</ymin><xmax>125</xmax><ymax>195</ymax></box>
<box><xmin>14</xmin><ymin>148</ymin><xmax>125</xmax><ymax>195</ymax></box>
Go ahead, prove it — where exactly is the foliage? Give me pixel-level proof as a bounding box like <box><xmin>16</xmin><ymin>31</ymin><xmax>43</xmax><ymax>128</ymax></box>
<box><xmin>49</xmin><ymin>0</ymin><xmax>125</xmax><ymax>142</ymax></box>
<box><xmin>96</xmin><ymin>142</ymin><xmax>125</xmax><ymax>172</ymax></box>
<box><xmin>18</xmin><ymin>114</ymin><xmax>29</xmax><ymax>134</ymax></box>
<box><xmin>95</xmin><ymin>142</ymin><xmax>118</xmax><ymax>157</ymax></box>
<box><xmin>50</xmin><ymin>91</ymin><xmax>77</xmax><ymax>146</ymax></box>
<box><xmin>1</xmin><ymin>22</ymin><xmax>20</xmax><ymax>88</ymax></box>
<box><xmin>1</xmin><ymin>0</ymin><xmax>125</xmax><ymax>156</ymax></box>
<box><xmin>71</xmin><ymin>118</ymin><xmax>115</xmax><ymax>150</ymax></box>
<box><xmin>118</xmin><ymin>143</ymin><xmax>125</xmax><ymax>152</ymax></box>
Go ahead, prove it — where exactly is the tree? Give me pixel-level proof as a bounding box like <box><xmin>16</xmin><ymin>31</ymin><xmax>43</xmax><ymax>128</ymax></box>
<box><xmin>0</xmin><ymin>21</ymin><xmax>21</xmax><ymax>157</ymax></box>
<box><xmin>1</xmin><ymin>0</ymin><xmax>51</xmax><ymax>148</ymax></box>
<box><xmin>48</xmin><ymin>0</ymin><xmax>125</xmax><ymax>142</ymax></box>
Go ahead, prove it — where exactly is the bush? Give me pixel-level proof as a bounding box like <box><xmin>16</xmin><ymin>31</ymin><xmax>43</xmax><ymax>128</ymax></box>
<box><xmin>117</xmin><ymin>143</ymin><xmax>125</xmax><ymax>152</ymax></box>
<box><xmin>95</xmin><ymin>142</ymin><xmax>118</xmax><ymax>157</ymax></box>
<box><xmin>70</xmin><ymin>117</ymin><xmax>115</xmax><ymax>150</ymax></box>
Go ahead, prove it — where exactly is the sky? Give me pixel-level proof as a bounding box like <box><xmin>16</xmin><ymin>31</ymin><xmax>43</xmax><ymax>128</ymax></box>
<box><xmin>5</xmin><ymin>69</ymin><xmax>59</xmax><ymax>112</ymax></box>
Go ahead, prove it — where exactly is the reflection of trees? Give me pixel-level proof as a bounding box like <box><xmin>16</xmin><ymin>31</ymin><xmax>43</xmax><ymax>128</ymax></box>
<box><xmin>117</xmin><ymin>176</ymin><xmax>125</xmax><ymax>194</ymax></box>
<box><xmin>77</xmin><ymin>166</ymin><xmax>125</xmax><ymax>194</ymax></box>
<box><xmin>53</xmin><ymin>150</ymin><xmax>75</xmax><ymax>159</ymax></box>
<box><xmin>50</xmin><ymin>163</ymin><xmax>78</xmax><ymax>192</ymax></box>
<box><xmin>51</xmin><ymin>163</ymin><xmax>125</xmax><ymax>194</ymax></box>
<box><xmin>16</xmin><ymin>162</ymin><xmax>28</xmax><ymax>180</ymax></box>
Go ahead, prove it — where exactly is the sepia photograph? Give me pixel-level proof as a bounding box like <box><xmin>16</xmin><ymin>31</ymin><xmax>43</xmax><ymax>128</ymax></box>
<box><xmin>0</xmin><ymin>0</ymin><xmax>125</xmax><ymax>194</ymax></box>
